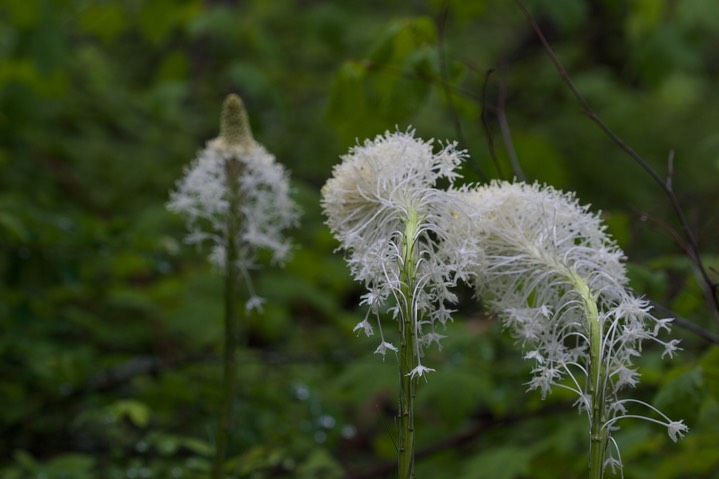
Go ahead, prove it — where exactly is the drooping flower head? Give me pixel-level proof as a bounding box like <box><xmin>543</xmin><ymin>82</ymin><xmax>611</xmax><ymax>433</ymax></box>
<box><xmin>466</xmin><ymin>181</ymin><xmax>686</xmax><ymax>471</ymax></box>
<box><xmin>168</xmin><ymin>94</ymin><xmax>299</xmax><ymax>308</ymax></box>
<box><xmin>321</xmin><ymin>129</ymin><xmax>480</xmax><ymax>374</ymax></box>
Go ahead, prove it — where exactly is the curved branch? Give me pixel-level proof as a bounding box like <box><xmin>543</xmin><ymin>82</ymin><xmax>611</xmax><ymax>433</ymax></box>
<box><xmin>515</xmin><ymin>0</ymin><xmax>719</xmax><ymax>317</ymax></box>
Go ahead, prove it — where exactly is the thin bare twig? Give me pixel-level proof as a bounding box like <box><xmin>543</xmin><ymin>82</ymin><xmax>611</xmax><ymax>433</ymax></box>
<box><xmin>630</xmin><ymin>207</ymin><xmax>691</xmax><ymax>257</ymax></box>
<box><xmin>496</xmin><ymin>65</ymin><xmax>526</xmax><ymax>181</ymax></box>
<box><xmin>650</xmin><ymin>301</ymin><xmax>719</xmax><ymax>344</ymax></box>
<box><xmin>435</xmin><ymin>4</ymin><xmax>485</xmax><ymax>180</ymax></box>
<box><xmin>480</xmin><ymin>68</ymin><xmax>508</xmax><ymax>179</ymax></box>
<box><xmin>515</xmin><ymin>0</ymin><xmax>719</xmax><ymax>318</ymax></box>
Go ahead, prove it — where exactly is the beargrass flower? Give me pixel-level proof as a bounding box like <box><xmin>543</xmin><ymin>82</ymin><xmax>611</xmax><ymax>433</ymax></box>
<box><xmin>168</xmin><ymin>94</ymin><xmax>299</xmax><ymax>309</ymax></box>
<box><xmin>321</xmin><ymin>129</ymin><xmax>479</xmax><ymax>478</ymax></box>
<box><xmin>321</xmin><ymin>129</ymin><xmax>479</xmax><ymax>365</ymax></box>
<box><xmin>168</xmin><ymin>94</ymin><xmax>298</xmax><ymax>479</ymax></box>
<box><xmin>467</xmin><ymin>181</ymin><xmax>686</xmax><ymax>476</ymax></box>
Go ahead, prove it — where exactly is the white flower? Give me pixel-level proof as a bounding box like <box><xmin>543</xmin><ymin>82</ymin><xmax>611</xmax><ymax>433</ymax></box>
<box><xmin>353</xmin><ymin>318</ymin><xmax>374</xmax><ymax>337</ymax></box>
<box><xmin>667</xmin><ymin>420</ymin><xmax>689</xmax><ymax>442</ymax></box>
<box><xmin>245</xmin><ymin>295</ymin><xmax>266</xmax><ymax>313</ymax></box>
<box><xmin>168</xmin><ymin>95</ymin><xmax>299</xmax><ymax>307</ymax></box>
<box><xmin>465</xmin><ymin>180</ymin><xmax>685</xmax><ymax>468</ymax></box>
<box><xmin>321</xmin><ymin>129</ymin><xmax>480</xmax><ymax>372</ymax></box>
<box><xmin>375</xmin><ymin>341</ymin><xmax>398</xmax><ymax>357</ymax></box>
<box><xmin>407</xmin><ymin>364</ymin><xmax>435</xmax><ymax>379</ymax></box>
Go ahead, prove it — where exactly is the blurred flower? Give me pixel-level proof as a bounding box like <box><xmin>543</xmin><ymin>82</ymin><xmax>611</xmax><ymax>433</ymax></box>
<box><xmin>168</xmin><ymin>95</ymin><xmax>299</xmax><ymax>307</ymax></box>
<box><xmin>321</xmin><ymin>129</ymin><xmax>479</xmax><ymax>369</ymax></box>
<box><xmin>466</xmin><ymin>180</ymin><xmax>686</xmax><ymax>472</ymax></box>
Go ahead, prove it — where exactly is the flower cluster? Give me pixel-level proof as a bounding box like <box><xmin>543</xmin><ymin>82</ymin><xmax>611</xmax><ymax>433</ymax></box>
<box><xmin>321</xmin><ymin>130</ymin><xmax>479</xmax><ymax>375</ymax></box>
<box><xmin>465</xmin><ymin>181</ymin><xmax>686</xmax><ymax>470</ymax></box>
<box><xmin>168</xmin><ymin>95</ymin><xmax>299</xmax><ymax>309</ymax></box>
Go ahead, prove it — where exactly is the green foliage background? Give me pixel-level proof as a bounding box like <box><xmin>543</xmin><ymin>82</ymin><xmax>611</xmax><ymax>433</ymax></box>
<box><xmin>1</xmin><ymin>0</ymin><xmax>718</xmax><ymax>477</ymax></box>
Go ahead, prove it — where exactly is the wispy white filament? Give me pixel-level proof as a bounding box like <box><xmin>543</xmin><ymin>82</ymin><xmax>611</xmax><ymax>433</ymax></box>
<box><xmin>466</xmin><ymin>181</ymin><xmax>686</xmax><ymax>471</ymax></box>
<box><xmin>321</xmin><ymin>129</ymin><xmax>480</xmax><ymax>371</ymax></box>
<box><xmin>168</xmin><ymin>137</ymin><xmax>299</xmax><ymax>309</ymax></box>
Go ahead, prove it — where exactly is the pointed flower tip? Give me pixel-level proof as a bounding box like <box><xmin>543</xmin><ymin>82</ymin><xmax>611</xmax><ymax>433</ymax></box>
<box><xmin>219</xmin><ymin>93</ymin><xmax>254</xmax><ymax>149</ymax></box>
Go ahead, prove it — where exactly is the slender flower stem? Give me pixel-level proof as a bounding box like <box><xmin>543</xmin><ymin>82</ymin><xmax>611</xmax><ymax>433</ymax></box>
<box><xmin>211</xmin><ymin>158</ymin><xmax>242</xmax><ymax>479</ymax></box>
<box><xmin>572</xmin><ymin>273</ymin><xmax>606</xmax><ymax>479</ymax></box>
<box><xmin>170</xmin><ymin>94</ymin><xmax>297</xmax><ymax>478</ymax></box>
<box><xmin>398</xmin><ymin>208</ymin><xmax>420</xmax><ymax>479</ymax></box>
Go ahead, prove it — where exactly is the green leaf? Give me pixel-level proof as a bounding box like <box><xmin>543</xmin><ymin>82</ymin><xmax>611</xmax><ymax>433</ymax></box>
<box><xmin>368</xmin><ymin>17</ymin><xmax>436</xmax><ymax>66</ymax></box>
<box><xmin>180</xmin><ymin>437</ymin><xmax>214</xmax><ymax>457</ymax></box>
<box><xmin>0</xmin><ymin>212</ymin><xmax>28</xmax><ymax>242</ymax></box>
<box><xmin>1</xmin><ymin>0</ymin><xmax>41</xmax><ymax>27</ymax></box>
<box><xmin>13</xmin><ymin>450</ymin><xmax>37</xmax><ymax>470</ymax></box>
<box><xmin>296</xmin><ymin>448</ymin><xmax>344</xmax><ymax>479</ymax></box>
<box><xmin>626</xmin><ymin>0</ymin><xmax>665</xmax><ymax>41</ymax></box>
<box><xmin>509</xmin><ymin>132</ymin><xmax>569</xmax><ymax>187</ymax></box>
<box><xmin>108</xmin><ymin>399</ymin><xmax>151</xmax><ymax>428</ymax></box>
<box><xmin>79</xmin><ymin>4</ymin><xmax>126</xmax><ymax>42</ymax></box>
<box><xmin>46</xmin><ymin>454</ymin><xmax>95</xmax><ymax>478</ymax></box>
<box><xmin>416</xmin><ymin>369</ymin><xmax>490</xmax><ymax>427</ymax></box>
<box><xmin>326</xmin><ymin>17</ymin><xmax>437</xmax><ymax>145</ymax></box>
<box><xmin>460</xmin><ymin>446</ymin><xmax>533</xmax><ymax>479</ymax></box>
<box><xmin>325</xmin><ymin>60</ymin><xmax>375</xmax><ymax>145</ymax></box>
<box><xmin>654</xmin><ymin>366</ymin><xmax>703</xmax><ymax>425</ymax></box>
<box><xmin>698</xmin><ymin>346</ymin><xmax>719</xmax><ymax>399</ymax></box>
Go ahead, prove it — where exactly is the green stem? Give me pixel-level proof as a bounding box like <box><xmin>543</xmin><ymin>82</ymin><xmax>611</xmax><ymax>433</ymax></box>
<box><xmin>211</xmin><ymin>158</ymin><xmax>242</xmax><ymax>479</ymax></box>
<box><xmin>572</xmin><ymin>274</ymin><xmax>606</xmax><ymax>479</ymax></box>
<box><xmin>398</xmin><ymin>209</ymin><xmax>420</xmax><ymax>479</ymax></box>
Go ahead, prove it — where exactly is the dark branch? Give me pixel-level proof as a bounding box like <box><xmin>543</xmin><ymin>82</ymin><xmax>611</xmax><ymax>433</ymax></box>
<box><xmin>480</xmin><ymin>68</ymin><xmax>508</xmax><ymax>179</ymax></box>
<box><xmin>649</xmin><ymin>301</ymin><xmax>719</xmax><ymax>344</ymax></box>
<box><xmin>515</xmin><ymin>0</ymin><xmax>719</xmax><ymax>318</ymax></box>
<box><xmin>435</xmin><ymin>4</ymin><xmax>485</xmax><ymax>180</ymax></box>
<box><xmin>496</xmin><ymin>65</ymin><xmax>526</xmax><ymax>181</ymax></box>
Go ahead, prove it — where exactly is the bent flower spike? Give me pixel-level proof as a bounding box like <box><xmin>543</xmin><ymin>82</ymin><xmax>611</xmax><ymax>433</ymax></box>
<box><xmin>168</xmin><ymin>94</ymin><xmax>299</xmax><ymax>309</ymax></box>
<box><xmin>321</xmin><ymin>129</ymin><xmax>479</xmax><ymax>370</ymax></box>
<box><xmin>322</xmin><ymin>129</ymin><xmax>479</xmax><ymax>478</ymax></box>
<box><xmin>467</xmin><ymin>181</ymin><xmax>686</xmax><ymax>476</ymax></box>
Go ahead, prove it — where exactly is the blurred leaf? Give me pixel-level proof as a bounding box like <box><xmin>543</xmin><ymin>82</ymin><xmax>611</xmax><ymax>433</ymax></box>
<box><xmin>180</xmin><ymin>437</ymin><xmax>214</xmax><ymax>457</ymax></box>
<box><xmin>525</xmin><ymin>0</ymin><xmax>588</xmax><ymax>33</ymax></box>
<box><xmin>1</xmin><ymin>0</ymin><xmax>41</xmax><ymax>27</ymax></box>
<box><xmin>296</xmin><ymin>448</ymin><xmax>344</xmax><ymax>479</ymax></box>
<box><xmin>326</xmin><ymin>17</ymin><xmax>437</xmax><ymax>145</ymax></box>
<box><xmin>137</xmin><ymin>0</ymin><xmax>202</xmax><ymax>46</ymax></box>
<box><xmin>368</xmin><ymin>17</ymin><xmax>436</xmax><ymax>66</ymax></box>
<box><xmin>325</xmin><ymin>60</ymin><xmax>372</xmax><ymax>144</ymax></box>
<box><xmin>108</xmin><ymin>399</ymin><xmax>151</xmax><ymax>428</ymax></box>
<box><xmin>416</xmin><ymin>369</ymin><xmax>490</xmax><ymax>427</ymax></box>
<box><xmin>79</xmin><ymin>4</ymin><xmax>127</xmax><ymax>42</ymax></box>
<box><xmin>654</xmin><ymin>366</ymin><xmax>703</xmax><ymax>426</ymax></box>
<box><xmin>459</xmin><ymin>446</ymin><xmax>533</xmax><ymax>479</ymax></box>
<box><xmin>510</xmin><ymin>132</ymin><xmax>569</xmax><ymax>187</ymax></box>
<box><xmin>698</xmin><ymin>346</ymin><xmax>719</xmax><ymax>399</ymax></box>
<box><xmin>0</xmin><ymin>212</ymin><xmax>28</xmax><ymax>242</ymax></box>
<box><xmin>46</xmin><ymin>454</ymin><xmax>95</xmax><ymax>478</ymax></box>
<box><xmin>603</xmin><ymin>211</ymin><xmax>631</xmax><ymax>248</ymax></box>
<box><xmin>625</xmin><ymin>0</ymin><xmax>665</xmax><ymax>41</ymax></box>
<box><xmin>155</xmin><ymin>51</ymin><xmax>189</xmax><ymax>82</ymax></box>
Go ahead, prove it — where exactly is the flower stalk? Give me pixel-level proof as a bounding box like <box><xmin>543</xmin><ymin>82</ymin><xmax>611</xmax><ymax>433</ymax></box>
<box><xmin>321</xmin><ymin>130</ymin><xmax>479</xmax><ymax>479</ymax></box>
<box><xmin>211</xmin><ymin>97</ymin><xmax>248</xmax><ymax>479</ymax></box>
<box><xmin>466</xmin><ymin>181</ymin><xmax>687</xmax><ymax>476</ymax></box>
<box><xmin>168</xmin><ymin>93</ymin><xmax>298</xmax><ymax>478</ymax></box>
<box><xmin>572</xmin><ymin>273</ymin><xmax>607</xmax><ymax>479</ymax></box>
<box><xmin>398</xmin><ymin>208</ymin><xmax>420</xmax><ymax>479</ymax></box>
<box><xmin>211</xmin><ymin>157</ymin><xmax>243</xmax><ymax>479</ymax></box>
